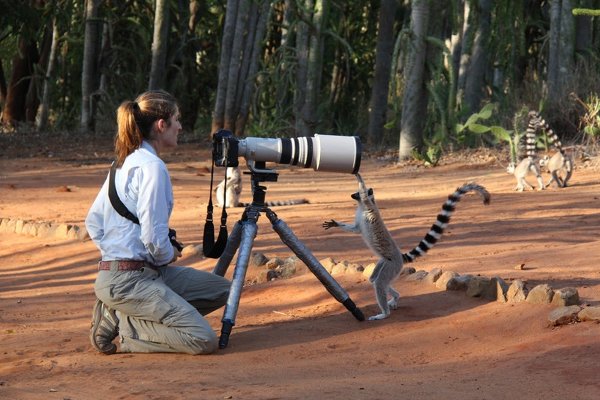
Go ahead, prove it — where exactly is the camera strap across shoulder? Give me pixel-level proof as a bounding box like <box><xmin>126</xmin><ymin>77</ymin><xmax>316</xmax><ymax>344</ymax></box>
<box><xmin>108</xmin><ymin>163</ymin><xmax>140</xmax><ymax>225</ymax></box>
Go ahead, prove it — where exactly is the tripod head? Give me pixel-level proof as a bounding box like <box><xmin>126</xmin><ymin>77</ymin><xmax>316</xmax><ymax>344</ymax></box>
<box><xmin>246</xmin><ymin>160</ymin><xmax>278</xmax><ymax>207</ymax></box>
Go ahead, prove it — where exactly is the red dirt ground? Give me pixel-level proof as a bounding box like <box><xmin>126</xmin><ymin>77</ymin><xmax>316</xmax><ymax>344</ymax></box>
<box><xmin>1</xmin><ymin>135</ymin><xmax>599</xmax><ymax>399</ymax></box>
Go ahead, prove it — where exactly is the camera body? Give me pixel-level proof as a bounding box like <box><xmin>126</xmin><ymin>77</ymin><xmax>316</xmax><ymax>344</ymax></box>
<box><xmin>212</xmin><ymin>129</ymin><xmax>361</xmax><ymax>174</ymax></box>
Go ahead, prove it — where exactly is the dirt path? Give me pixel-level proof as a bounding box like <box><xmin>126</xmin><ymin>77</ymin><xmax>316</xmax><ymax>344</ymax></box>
<box><xmin>1</xmin><ymin>141</ymin><xmax>599</xmax><ymax>399</ymax></box>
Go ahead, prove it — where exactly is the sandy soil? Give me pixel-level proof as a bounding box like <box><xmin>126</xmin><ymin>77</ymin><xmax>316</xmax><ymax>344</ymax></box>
<box><xmin>1</xmin><ymin>136</ymin><xmax>599</xmax><ymax>399</ymax></box>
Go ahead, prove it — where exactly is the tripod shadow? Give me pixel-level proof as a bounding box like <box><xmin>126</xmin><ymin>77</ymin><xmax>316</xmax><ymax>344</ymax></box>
<box><xmin>217</xmin><ymin>283</ymin><xmax>488</xmax><ymax>354</ymax></box>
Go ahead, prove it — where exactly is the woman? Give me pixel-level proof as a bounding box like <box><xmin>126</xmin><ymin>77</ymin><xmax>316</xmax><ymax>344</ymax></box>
<box><xmin>85</xmin><ymin>90</ymin><xmax>230</xmax><ymax>355</ymax></box>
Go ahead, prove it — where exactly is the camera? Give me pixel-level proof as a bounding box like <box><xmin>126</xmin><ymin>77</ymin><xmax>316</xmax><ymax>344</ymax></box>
<box><xmin>212</xmin><ymin>129</ymin><xmax>361</xmax><ymax>174</ymax></box>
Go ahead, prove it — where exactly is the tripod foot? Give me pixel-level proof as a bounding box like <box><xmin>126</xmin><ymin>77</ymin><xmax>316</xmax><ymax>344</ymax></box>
<box><xmin>343</xmin><ymin>298</ymin><xmax>365</xmax><ymax>321</ymax></box>
<box><xmin>219</xmin><ymin>319</ymin><xmax>234</xmax><ymax>349</ymax></box>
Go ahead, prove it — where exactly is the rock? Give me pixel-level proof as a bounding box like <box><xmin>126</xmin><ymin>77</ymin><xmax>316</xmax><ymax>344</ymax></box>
<box><xmin>36</xmin><ymin>222</ymin><xmax>54</xmax><ymax>238</ymax></box>
<box><xmin>466</xmin><ymin>276</ymin><xmax>491</xmax><ymax>298</ymax></box>
<box><xmin>265</xmin><ymin>257</ymin><xmax>284</xmax><ymax>270</ymax></box>
<box><xmin>277</xmin><ymin>263</ymin><xmax>297</xmax><ymax>279</ymax></box>
<box><xmin>425</xmin><ymin>268</ymin><xmax>443</xmax><ymax>284</ymax></box>
<box><xmin>320</xmin><ymin>257</ymin><xmax>337</xmax><ymax>273</ymax></box>
<box><xmin>577</xmin><ymin>306</ymin><xmax>600</xmax><ymax>322</ymax></box>
<box><xmin>267</xmin><ymin>269</ymin><xmax>279</xmax><ymax>281</ymax></box>
<box><xmin>283</xmin><ymin>256</ymin><xmax>303</xmax><ymax>271</ymax></box>
<box><xmin>446</xmin><ymin>274</ymin><xmax>472</xmax><ymax>291</ymax></box>
<box><xmin>405</xmin><ymin>270</ymin><xmax>428</xmax><ymax>281</ymax></box>
<box><xmin>526</xmin><ymin>284</ymin><xmax>554</xmax><ymax>305</ymax></box>
<box><xmin>400</xmin><ymin>266</ymin><xmax>416</xmax><ymax>276</ymax></box>
<box><xmin>345</xmin><ymin>263</ymin><xmax>363</xmax><ymax>274</ymax></box>
<box><xmin>494</xmin><ymin>277</ymin><xmax>509</xmax><ymax>303</ymax></box>
<box><xmin>506</xmin><ymin>279</ymin><xmax>528</xmax><ymax>303</ymax></box>
<box><xmin>436</xmin><ymin>271</ymin><xmax>459</xmax><ymax>290</ymax></box>
<box><xmin>548</xmin><ymin>305</ymin><xmax>582</xmax><ymax>326</ymax></box>
<box><xmin>250</xmin><ymin>252</ymin><xmax>269</xmax><ymax>268</ymax></box>
<box><xmin>15</xmin><ymin>219</ymin><xmax>25</xmax><ymax>234</ymax></box>
<box><xmin>55</xmin><ymin>223</ymin><xmax>71</xmax><ymax>239</ymax></box>
<box><xmin>362</xmin><ymin>263</ymin><xmax>376</xmax><ymax>278</ymax></box>
<box><xmin>331</xmin><ymin>261</ymin><xmax>349</xmax><ymax>275</ymax></box>
<box><xmin>551</xmin><ymin>287</ymin><xmax>579</xmax><ymax>306</ymax></box>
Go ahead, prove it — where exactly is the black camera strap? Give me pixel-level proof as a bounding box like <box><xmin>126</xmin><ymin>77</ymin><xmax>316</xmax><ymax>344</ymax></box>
<box><xmin>108</xmin><ymin>162</ymin><xmax>183</xmax><ymax>253</ymax></box>
<box><xmin>202</xmin><ymin>161</ymin><xmax>228</xmax><ymax>258</ymax></box>
<box><xmin>108</xmin><ymin>163</ymin><xmax>140</xmax><ymax>225</ymax></box>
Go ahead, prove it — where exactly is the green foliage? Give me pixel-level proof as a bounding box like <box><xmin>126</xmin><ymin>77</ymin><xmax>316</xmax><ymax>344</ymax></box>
<box><xmin>573</xmin><ymin>93</ymin><xmax>600</xmax><ymax>138</ymax></box>
<box><xmin>572</xmin><ymin>8</ymin><xmax>600</xmax><ymax>17</ymax></box>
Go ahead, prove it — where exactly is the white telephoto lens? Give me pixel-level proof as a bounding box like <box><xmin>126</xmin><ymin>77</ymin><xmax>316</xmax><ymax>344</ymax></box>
<box><xmin>238</xmin><ymin>134</ymin><xmax>361</xmax><ymax>174</ymax></box>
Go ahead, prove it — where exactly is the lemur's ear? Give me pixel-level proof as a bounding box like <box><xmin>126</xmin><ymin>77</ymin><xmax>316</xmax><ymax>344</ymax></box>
<box><xmin>351</xmin><ymin>188</ymin><xmax>373</xmax><ymax>201</ymax></box>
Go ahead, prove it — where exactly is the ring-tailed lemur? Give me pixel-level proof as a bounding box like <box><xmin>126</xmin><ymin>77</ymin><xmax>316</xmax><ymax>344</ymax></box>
<box><xmin>215</xmin><ymin>166</ymin><xmax>309</xmax><ymax>207</ymax></box>
<box><xmin>323</xmin><ymin>173</ymin><xmax>490</xmax><ymax>320</ymax></box>
<box><xmin>505</xmin><ymin>111</ymin><xmax>544</xmax><ymax>191</ymax></box>
<box><xmin>531</xmin><ymin>112</ymin><xmax>573</xmax><ymax>188</ymax></box>
<box><xmin>215</xmin><ymin>166</ymin><xmax>243</xmax><ymax>208</ymax></box>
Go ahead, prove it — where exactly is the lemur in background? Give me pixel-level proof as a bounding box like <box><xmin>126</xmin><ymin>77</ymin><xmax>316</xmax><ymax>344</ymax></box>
<box><xmin>531</xmin><ymin>112</ymin><xmax>573</xmax><ymax>188</ymax></box>
<box><xmin>215</xmin><ymin>166</ymin><xmax>243</xmax><ymax>208</ymax></box>
<box><xmin>323</xmin><ymin>173</ymin><xmax>490</xmax><ymax>320</ymax></box>
<box><xmin>215</xmin><ymin>166</ymin><xmax>309</xmax><ymax>208</ymax></box>
<box><xmin>506</xmin><ymin>111</ymin><xmax>545</xmax><ymax>191</ymax></box>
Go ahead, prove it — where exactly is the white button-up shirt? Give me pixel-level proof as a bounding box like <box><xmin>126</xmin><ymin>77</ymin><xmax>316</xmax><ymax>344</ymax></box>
<box><xmin>85</xmin><ymin>141</ymin><xmax>175</xmax><ymax>266</ymax></box>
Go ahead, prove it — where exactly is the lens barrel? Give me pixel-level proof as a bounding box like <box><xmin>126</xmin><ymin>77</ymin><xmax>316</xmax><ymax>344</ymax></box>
<box><xmin>238</xmin><ymin>134</ymin><xmax>361</xmax><ymax>174</ymax></box>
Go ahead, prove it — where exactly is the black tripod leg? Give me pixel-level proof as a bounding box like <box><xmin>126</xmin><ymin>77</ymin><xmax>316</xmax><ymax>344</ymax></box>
<box><xmin>266</xmin><ymin>210</ymin><xmax>365</xmax><ymax>321</ymax></box>
<box><xmin>212</xmin><ymin>220</ymin><xmax>243</xmax><ymax>277</ymax></box>
<box><xmin>219</xmin><ymin>220</ymin><xmax>258</xmax><ymax>349</ymax></box>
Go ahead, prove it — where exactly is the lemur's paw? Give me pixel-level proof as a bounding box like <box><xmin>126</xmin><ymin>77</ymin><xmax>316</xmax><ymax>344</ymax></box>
<box><xmin>368</xmin><ymin>313</ymin><xmax>390</xmax><ymax>321</ymax></box>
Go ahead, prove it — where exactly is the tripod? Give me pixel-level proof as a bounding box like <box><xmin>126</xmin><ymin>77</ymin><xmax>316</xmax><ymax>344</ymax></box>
<box><xmin>213</xmin><ymin>161</ymin><xmax>365</xmax><ymax>349</ymax></box>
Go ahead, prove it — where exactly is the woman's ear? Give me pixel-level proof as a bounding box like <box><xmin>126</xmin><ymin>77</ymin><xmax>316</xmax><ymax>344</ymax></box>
<box><xmin>155</xmin><ymin>118</ymin><xmax>167</xmax><ymax>133</ymax></box>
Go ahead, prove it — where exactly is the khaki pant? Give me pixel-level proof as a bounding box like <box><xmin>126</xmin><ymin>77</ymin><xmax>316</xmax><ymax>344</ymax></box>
<box><xmin>94</xmin><ymin>265</ymin><xmax>230</xmax><ymax>354</ymax></box>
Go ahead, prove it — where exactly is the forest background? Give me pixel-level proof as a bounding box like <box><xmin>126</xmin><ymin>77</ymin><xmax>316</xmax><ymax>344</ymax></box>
<box><xmin>1</xmin><ymin>0</ymin><xmax>600</xmax><ymax>163</ymax></box>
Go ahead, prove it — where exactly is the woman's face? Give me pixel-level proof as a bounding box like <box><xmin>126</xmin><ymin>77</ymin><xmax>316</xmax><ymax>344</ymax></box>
<box><xmin>154</xmin><ymin>111</ymin><xmax>182</xmax><ymax>151</ymax></box>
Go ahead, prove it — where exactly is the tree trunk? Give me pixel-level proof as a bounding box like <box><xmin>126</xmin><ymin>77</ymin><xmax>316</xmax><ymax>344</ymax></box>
<box><xmin>574</xmin><ymin>0</ymin><xmax>593</xmax><ymax>58</ymax></box>
<box><xmin>148</xmin><ymin>0</ymin><xmax>170</xmax><ymax>90</ymax></box>
<box><xmin>223</xmin><ymin>0</ymin><xmax>251</xmax><ymax>132</ymax></box>
<box><xmin>367</xmin><ymin>0</ymin><xmax>398</xmax><ymax>146</ymax></box>
<box><xmin>0</xmin><ymin>59</ymin><xmax>6</xmax><ymax>108</ymax></box>
<box><xmin>398</xmin><ymin>0</ymin><xmax>430</xmax><ymax>160</ymax></box>
<box><xmin>212</xmin><ymin>0</ymin><xmax>240</xmax><ymax>134</ymax></box>
<box><xmin>299</xmin><ymin>0</ymin><xmax>328</xmax><ymax>137</ymax></box>
<box><xmin>236</xmin><ymin>0</ymin><xmax>272</xmax><ymax>135</ymax></box>
<box><xmin>81</xmin><ymin>0</ymin><xmax>102</xmax><ymax>132</ymax></box>
<box><xmin>2</xmin><ymin>38</ymin><xmax>38</xmax><ymax>127</ymax></box>
<box><xmin>36</xmin><ymin>18</ymin><xmax>60</xmax><ymax>132</ymax></box>
<box><xmin>456</xmin><ymin>0</ymin><xmax>472</xmax><ymax>100</ymax></box>
<box><xmin>294</xmin><ymin>0</ymin><xmax>312</xmax><ymax>136</ymax></box>
<box><xmin>464</xmin><ymin>0</ymin><xmax>492</xmax><ymax>114</ymax></box>
<box><xmin>547</xmin><ymin>0</ymin><xmax>575</xmax><ymax>104</ymax></box>
<box><xmin>558</xmin><ymin>0</ymin><xmax>574</xmax><ymax>88</ymax></box>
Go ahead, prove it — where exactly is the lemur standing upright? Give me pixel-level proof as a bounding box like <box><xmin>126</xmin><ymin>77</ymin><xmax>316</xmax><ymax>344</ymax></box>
<box><xmin>215</xmin><ymin>166</ymin><xmax>309</xmax><ymax>208</ymax></box>
<box><xmin>323</xmin><ymin>173</ymin><xmax>490</xmax><ymax>320</ymax></box>
<box><xmin>531</xmin><ymin>112</ymin><xmax>573</xmax><ymax>188</ymax></box>
<box><xmin>506</xmin><ymin>111</ymin><xmax>545</xmax><ymax>191</ymax></box>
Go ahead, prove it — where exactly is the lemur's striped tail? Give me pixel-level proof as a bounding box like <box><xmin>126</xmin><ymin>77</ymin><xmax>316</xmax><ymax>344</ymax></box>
<box><xmin>531</xmin><ymin>112</ymin><xmax>564</xmax><ymax>155</ymax></box>
<box><xmin>525</xmin><ymin>111</ymin><xmax>540</xmax><ymax>159</ymax></box>
<box><xmin>401</xmin><ymin>183</ymin><xmax>490</xmax><ymax>263</ymax></box>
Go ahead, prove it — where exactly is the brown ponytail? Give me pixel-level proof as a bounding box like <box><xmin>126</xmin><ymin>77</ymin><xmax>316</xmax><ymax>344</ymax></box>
<box><xmin>113</xmin><ymin>90</ymin><xmax>179</xmax><ymax>167</ymax></box>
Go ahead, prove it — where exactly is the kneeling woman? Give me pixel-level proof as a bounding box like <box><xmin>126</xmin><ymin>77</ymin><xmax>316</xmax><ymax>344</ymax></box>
<box><xmin>86</xmin><ymin>90</ymin><xmax>230</xmax><ymax>355</ymax></box>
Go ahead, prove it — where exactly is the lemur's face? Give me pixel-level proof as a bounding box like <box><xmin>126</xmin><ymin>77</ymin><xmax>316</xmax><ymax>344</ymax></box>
<box><xmin>351</xmin><ymin>188</ymin><xmax>373</xmax><ymax>202</ymax></box>
<box><xmin>506</xmin><ymin>163</ymin><xmax>516</xmax><ymax>174</ymax></box>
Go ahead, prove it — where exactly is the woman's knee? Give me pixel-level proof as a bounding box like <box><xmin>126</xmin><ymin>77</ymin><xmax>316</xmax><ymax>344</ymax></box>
<box><xmin>187</xmin><ymin>331</ymin><xmax>218</xmax><ymax>355</ymax></box>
